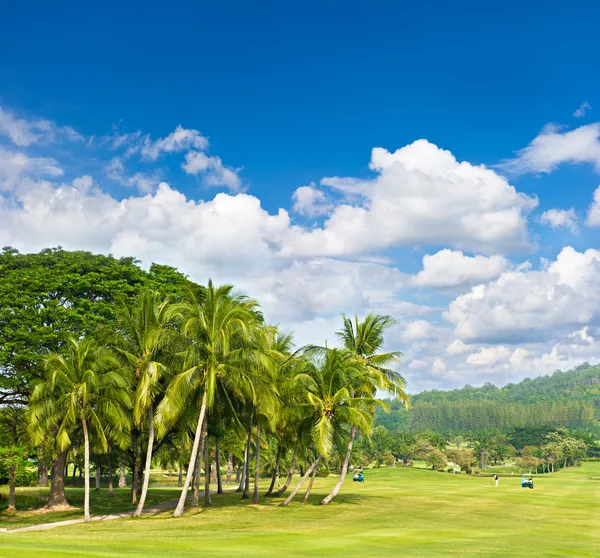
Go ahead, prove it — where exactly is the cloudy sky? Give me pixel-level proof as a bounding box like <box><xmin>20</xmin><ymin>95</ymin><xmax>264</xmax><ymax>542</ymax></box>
<box><xmin>2</xmin><ymin>1</ymin><xmax>600</xmax><ymax>392</ymax></box>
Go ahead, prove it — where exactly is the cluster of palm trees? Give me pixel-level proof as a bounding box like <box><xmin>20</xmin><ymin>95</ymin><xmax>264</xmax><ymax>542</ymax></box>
<box><xmin>28</xmin><ymin>281</ymin><xmax>406</xmax><ymax>522</ymax></box>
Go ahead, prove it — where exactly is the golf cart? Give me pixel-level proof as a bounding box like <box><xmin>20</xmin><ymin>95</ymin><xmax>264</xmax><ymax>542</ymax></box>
<box><xmin>352</xmin><ymin>470</ymin><xmax>364</xmax><ymax>483</ymax></box>
<box><xmin>521</xmin><ymin>475</ymin><xmax>534</xmax><ymax>489</ymax></box>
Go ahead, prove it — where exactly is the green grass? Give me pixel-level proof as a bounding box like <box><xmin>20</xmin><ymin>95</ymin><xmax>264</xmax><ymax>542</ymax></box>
<box><xmin>1</xmin><ymin>463</ymin><xmax>599</xmax><ymax>557</ymax></box>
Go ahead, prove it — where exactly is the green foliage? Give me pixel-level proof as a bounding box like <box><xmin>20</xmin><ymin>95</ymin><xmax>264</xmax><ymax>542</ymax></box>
<box><xmin>0</xmin><ymin>445</ymin><xmax>31</xmax><ymax>485</ymax></box>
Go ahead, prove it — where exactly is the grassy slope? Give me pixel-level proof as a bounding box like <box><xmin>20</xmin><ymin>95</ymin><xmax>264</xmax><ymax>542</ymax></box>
<box><xmin>1</xmin><ymin>463</ymin><xmax>599</xmax><ymax>557</ymax></box>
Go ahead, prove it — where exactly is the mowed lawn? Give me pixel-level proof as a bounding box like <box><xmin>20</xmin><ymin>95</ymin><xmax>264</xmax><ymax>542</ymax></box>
<box><xmin>2</xmin><ymin>463</ymin><xmax>599</xmax><ymax>557</ymax></box>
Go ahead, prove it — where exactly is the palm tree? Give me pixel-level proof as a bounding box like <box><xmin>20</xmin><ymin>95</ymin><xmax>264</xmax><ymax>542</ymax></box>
<box><xmin>115</xmin><ymin>289</ymin><xmax>178</xmax><ymax>517</ymax></box>
<box><xmin>29</xmin><ymin>338</ymin><xmax>131</xmax><ymax>522</ymax></box>
<box><xmin>280</xmin><ymin>348</ymin><xmax>374</xmax><ymax>506</ymax></box>
<box><xmin>320</xmin><ymin>313</ymin><xmax>406</xmax><ymax>505</ymax></box>
<box><xmin>156</xmin><ymin>281</ymin><xmax>274</xmax><ymax>517</ymax></box>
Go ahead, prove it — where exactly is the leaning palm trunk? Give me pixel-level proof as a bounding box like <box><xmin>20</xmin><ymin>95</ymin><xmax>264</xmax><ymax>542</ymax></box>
<box><xmin>81</xmin><ymin>415</ymin><xmax>91</xmax><ymax>522</ymax></box>
<box><xmin>320</xmin><ymin>425</ymin><xmax>356</xmax><ymax>505</ymax></box>
<box><xmin>252</xmin><ymin>425</ymin><xmax>261</xmax><ymax>504</ymax></box>
<box><xmin>280</xmin><ymin>454</ymin><xmax>322</xmax><ymax>507</ymax></box>
<box><xmin>274</xmin><ymin>447</ymin><xmax>297</xmax><ymax>497</ymax></box>
<box><xmin>192</xmin><ymin>418</ymin><xmax>208</xmax><ymax>507</ymax></box>
<box><xmin>134</xmin><ymin>405</ymin><xmax>155</xmax><ymax>516</ymax></box>
<box><xmin>265</xmin><ymin>447</ymin><xmax>281</xmax><ymax>496</ymax></box>
<box><xmin>204</xmin><ymin>439</ymin><xmax>212</xmax><ymax>506</ymax></box>
<box><xmin>173</xmin><ymin>390</ymin><xmax>208</xmax><ymax>517</ymax></box>
<box><xmin>302</xmin><ymin>463</ymin><xmax>319</xmax><ymax>503</ymax></box>
<box><xmin>242</xmin><ymin>414</ymin><xmax>253</xmax><ymax>499</ymax></box>
<box><xmin>226</xmin><ymin>452</ymin><xmax>233</xmax><ymax>484</ymax></box>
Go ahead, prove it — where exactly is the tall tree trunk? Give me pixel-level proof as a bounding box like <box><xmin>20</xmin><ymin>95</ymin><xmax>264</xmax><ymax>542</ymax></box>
<box><xmin>82</xmin><ymin>415</ymin><xmax>91</xmax><ymax>522</ymax></box>
<box><xmin>64</xmin><ymin>458</ymin><xmax>69</xmax><ymax>479</ymax></box>
<box><xmin>211</xmin><ymin>451</ymin><xmax>217</xmax><ymax>484</ymax></box>
<box><xmin>173</xmin><ymin>390</ymin><xmax>207</xmax><ymax>517</ymax></box>
<box><xmin>237</xmin><ymin>423</ymin><xmax>252</xmax><ymax>493</ymax></box>
<box><xmin>8</xmin><ymin>464</ymin><xmax>16</xmax><ymax>511</ymax></box>
<box><xmin>108</xmin><ymin>447</ymin><xmax>114</xmax><ymax>497</ymax></box>
<box><xmin>242</xmin><ymin>413</ymin><xmax>253</xmax><ymax>499</ymax></box>
<box><xmin>280</xmin><ymin>454</ymin><xmax>322</xmax><ymax>507</ymax></box>
<box><xmin>72</xmin><ymin>465</ymin><xmax>77</xmax><ymax>481</ymax></box>
<box><xmin>265</xmin><ymin>447</ymin><xmax>281</xmax><ymax>496</ymax></box>
<box><xmin>37</xmin><ymin>447</ymin><xmax>48</xmax><ymax>486</ymax></box>
<box><xmin>321</xmin><ymin>425</ymin><xmax>356</xmax><ymax>505</ymax></box>
<box><xmin>178</xmin><ymin>463</ymin><xmax>183</xmax><ymax>487</ymax></box>
<box><xmin>302</xmin><ymin>462</ymin><xmax>319</xmax><ymax>503</ymax></box>
<box><xmin>95</xmin><ymin>459</ymin><xmax>101</xmax><ymax>490</ymax></box>
<box><xmin>118</xmin><ymin>458</ymin><xmax>127</xmax><ymax>488</ymax></box>
<box><xmin>192</xmin><ymin>417</ymin><xmax>208</xmax><ymax>507</ymax></box>
<box><xmin>252</xmin><ymin>425</ymin><xmax>261</xmax><ymax>504</ymax></box>
<box><xmin>204</xmin><ymin>437</ymin><xmax>212</xmax><ymax>506</ymax></box>
<box><xmin>134</xmin><ymin>405</ymin><xmax>155</xmax><ymax>517</ymax></box>
<box><xmin>226</xmin><ymin>452</ymin><xmax>233</xmax><ymax>484</ymax></box>
<box><xmin>274</xmin><ymin>447</ymin><xmax>297</xmax><ymax>497</ymax></box>
<box><xmin>48</xmin><ymin>448</ymin><xmax>69</xmax><ymax>507</ymax></box>
<box><xmin>216</xmin><ymin>438</ymin><xmax>223</xmax><ymax>494</ymax></box>
<box><xmin>131</xmin><ymin>434</ymin><xmax>141</xmax><ymax>506</ymax></box>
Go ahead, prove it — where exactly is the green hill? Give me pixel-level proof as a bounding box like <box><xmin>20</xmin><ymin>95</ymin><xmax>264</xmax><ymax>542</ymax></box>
<box><xmin>377</xmin><ymin>363</ymin><xmax>600</xmax><ymax>435</ymax></box>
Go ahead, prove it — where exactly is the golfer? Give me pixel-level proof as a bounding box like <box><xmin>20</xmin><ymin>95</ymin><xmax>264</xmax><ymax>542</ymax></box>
<box><xmin>494</xmin><ymin>474</ymin><xmax>499</xmax><ymax>487</ymax></box>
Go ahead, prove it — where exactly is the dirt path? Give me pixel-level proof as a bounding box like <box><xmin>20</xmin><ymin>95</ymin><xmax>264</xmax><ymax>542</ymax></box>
<box><xmin>1</xmin><ymin>489</ymin><xmax>224</xmax><ymax>534</ymax></box>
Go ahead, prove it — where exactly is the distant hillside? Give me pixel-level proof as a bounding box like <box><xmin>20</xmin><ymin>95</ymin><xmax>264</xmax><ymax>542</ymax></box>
<box><xmin>377</xmin><ymin>363</ymin><xmax>600</xmax><ymax>434</ymax></box>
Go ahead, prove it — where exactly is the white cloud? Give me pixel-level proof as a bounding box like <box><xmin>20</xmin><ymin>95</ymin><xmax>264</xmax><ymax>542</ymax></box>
<box><xmin>283</xmin><ymin>140</ymin><xmax>536</xmax><ymax>257</ymax></box>
<box><xmin>401</xmin><ymin>320</ymin><xmax>434</xmax><ymax>342</ymax></box>
<box><xmin>432</xmin><ymin>357</ymin><xmax>446</xmax><ymax>373</ymax></box>
<box><xmin>539</xmin><ymin>208</ymin><xmax>578</xmax><ymax>232</ymax></box>
<box><xmin>586</xmin><ymin>186</ymin><xmax>600</xmax><ymax>226</ymax></box>
<box><xmin>0</xmin><ymin>147</ymin><xmax>63</xmax><ymax>191</ymax></box>
<box><xmin>106</xmin><ymin>157</ymin><xmax>161</xmax><ymax>194</ymax></box>
<box><xmin>499</xmin><ymin>123</ymin><xmax>600</xmax><ymax>175</ymax></box>
<box><xmin>182</xmin><ymin>151</ymin><xmax>242</xmax><ymax>191</ymax></box>
<box><xmin>412</xmin><ymin>249</ymin><xmax>509</xmax><ymax>288</ymax></box>
<box><xmin>569</xmin><ymin>326</ymin><xmax>594</xmax><ymax>345</ymax></box>
<box><xmin>466</xmin><ymin>346</ymin><xmax>512</xmax><ymax>365</ymax></box>
<box><xmin>445</xmin><ymin>339</ymin><xmax>474</xmax><ymax>356</ymax></box>
<box><xmin>573</xmin><ymin>102</ymin><xmax>591</xmax><ymax>118</ymax></box>
<box><xmin>446</xmin><ymin>246</ymin><xmax>600</xmax><ymax>343</ymax></box>
<box><xmin>292</xmin><ymin>184</ymin><xmax>333</xmax><ymax>216</ymax></box>
<box><xmin>0</xmin><ymin>105</ymin><xmax>82</xmax><ymax>146</ymax></box>
<box><xmin>140</xmin><ymin>125</ymin><xmax>209</xmax><ymax>161</ymax></box>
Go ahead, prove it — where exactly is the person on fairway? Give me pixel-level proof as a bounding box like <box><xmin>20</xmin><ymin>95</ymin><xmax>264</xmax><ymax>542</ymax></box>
<box><xmin>494</xmin><ymin>474</ymin><xmax>499</xmax><ymax>487</ymax></box>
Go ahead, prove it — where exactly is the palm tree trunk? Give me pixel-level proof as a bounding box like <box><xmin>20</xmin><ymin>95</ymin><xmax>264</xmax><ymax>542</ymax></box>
<box><xmin>48</xmin><ymin>449</ymin><xmax>69</xmax><ymax>507</ymax></box>
<box><xmin>274</xmin><ymin>447</ymin><xmax>297</xmax><ymax>497</ymax></box>
<box><xmin>134</xmin><ymin>405</ymin><xmax>155</xmax><ymax>517</ymax></box>
<box><xmin>173</xmin><ymin>390</ymin><xmax>207</xmax><ymax>517</ymax></box>
<box><xmin>37</xmin><ymin>446</ymin><xmax>48</xmax><ymax>486</ymax></box>
<box><xmin>204</xmin><ymin>438</ymin><xmax>212</xmax><ymax>506</ymax></box>
<box><xmin>320</xmin><ymin>425</ymin><xmax>356</xmax><ymax>505</ymax></box>
<box><xmin>237</xmin><ymin>439</ymin><xmax>249</xmax><ymax>492</ymax></box>
<box><xmin>226</xmin><ymin>452</ymin><xmax>233</xmax><ymax>484</ymax></box>
<box><xmin>242</xmin><ymin>413</ymin><xmax>253</xmax><ymax>499</ymax></box>
<box><xmin>302</xmin><ymin>462</ymin><xmax>318</xmax><ymax>503</ymax></box>
<box><xmin>252</xmin><ymin>425</ymin><xmax>261</xmax><ymax>504</ymax></box>
<box><xmin>8</xmin><ymin>464</ymin><xmax>16</xmax><ymax>511</ymax></box>
<box><xmin>211</xmin><ymin>451</ymin><xmax>217</xmax><ymax>484</ymax></box>
<box><xmin>280</xmin><ymin>454</ymin><xmax>322</xmax><ymax>507</ymax></box>
<box><xmin>118</xmin><ymin>458</ymin><xmax>127</xmax><ymax>488</ymax></box>
<box><xmin>95</xmin><ymin>458</ymin><xmax>101</xmax><ymax>490</ymax></box>
<box><xmin>178</xmin><ymin>462</ymin><xmax>183</xmax><ymax>487</ymax></box>
<box><xmin>192</xmin><ymin>418</ymin><xmax>208</xmax><ymax>507</ymax></box>
<box><xmin>81</xmin><ymin>415</ymin><xmax>91</xmax><ymax>522</ymax></box>
<box><xmin>265</xmin><ymin>447</ymin><xmax>281</xmax><ymax>496</ymax></box>
<box><xmin>216</xmin><ymin>438</ymin><xmax>223</xmax><ymax>494</ymax></box>
<box><xmin>107</xmin><ymin>447</ymin><xmax>114</xmax><ymax>497</ymax></box>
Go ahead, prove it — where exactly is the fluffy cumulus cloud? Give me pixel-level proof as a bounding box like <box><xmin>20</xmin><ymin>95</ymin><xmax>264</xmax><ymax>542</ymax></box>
<box><xmin>401</xmin><ymin>320</ymin><xmax>434</xmax><ymax>342</ymax></box>
<box><xmin>0</xmin><ymin>147</ymin><xmax>63</xmax><ymax>191</ymax></box>
<box><xmin>182</xmin><ymin>151</ymin><xmax>242</xmax><ymax>191</ymax></box>
<box><xmin>284</xmin><ymin>140</ymin><xmax>537</xmax><ymax>257</ymax></box>
<box><xmin>140</xmin><ymin>125</ymin><xmax>209</xmax><ymax>161</ymax></box>
<box><xmin>499</xmin><ymin>123</ymin><xmax>600</xmax><ymax>175</ymax></box>
<box><xmin>539</xmin><ymin>208</ymin><xmax>578</xmax><ymax>232</ymax></box>
<box><xmin>412</xmin><ymin>249</ymin><xmax>509</xmax><ymax>289</ymax></box>
<box><xmin>0</xmin><ymin>104</ymin><xmax>82</xmax><ymax>146</ymax></box>
<box><xmin>292</xmin><ymin>184</ymin><xmax>333</xmax><ymax>216</ymax></box>
<box><xmin>573</xmin><ymin>102</ymin><xmax>591</xmax><ymax>118</ymax></box>
<box><xmin>587</xmin><ymin>186</ymin><xmax>600</xmax><ymax>226</ymax></box>
<box><xmin>446</xmin><ymin>246</ymin><xmax>600</xmax><ymax>343</ymax></box>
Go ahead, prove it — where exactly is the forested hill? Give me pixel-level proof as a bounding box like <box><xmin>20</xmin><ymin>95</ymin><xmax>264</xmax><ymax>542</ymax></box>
<box><xmin>377</xmin><ymin>363</ymin><xmax>600</xmax><ymax>434</ymax></box>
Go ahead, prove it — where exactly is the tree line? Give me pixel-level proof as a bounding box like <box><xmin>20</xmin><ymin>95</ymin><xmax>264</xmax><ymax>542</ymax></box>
<box><xmin>0</xmin><ymin>247</ymin><xmax>408</xmax><ymax>519</ymax></box>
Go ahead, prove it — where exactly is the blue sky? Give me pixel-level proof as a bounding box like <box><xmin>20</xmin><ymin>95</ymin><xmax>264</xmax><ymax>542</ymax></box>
<box><xmin>1</xmin><ymin>1</ymin><xmax>600</xmax><ymax>391</ymax></box>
